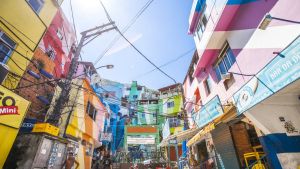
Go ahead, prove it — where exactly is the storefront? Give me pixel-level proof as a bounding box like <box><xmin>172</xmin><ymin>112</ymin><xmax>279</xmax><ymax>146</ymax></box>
<box><xmin>0</xmin><ymin>85</ymin><xmax>30</xmax><ymax>168</ymax></box>
<box><xmin>233</xmin><ymin>35</ymin><xmax>300</xmax><ymax>169</ymax></box>
<box><xmin>124</xmin><ymin>125</ymin><xmax>160</xmax><ymax>162</ymax></box>
<box><xmin>160</xmin><ymin>127</ymin><xmax>200</xmax><ymax>162</ymax></box>
<box><xmin>188</xmin><ymin>95</ymin><xmax>267</xmax><ymax>169</ymax></box>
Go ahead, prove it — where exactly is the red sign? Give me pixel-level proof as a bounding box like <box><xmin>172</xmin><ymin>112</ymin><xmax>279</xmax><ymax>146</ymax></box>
<box><xmin>0</xmin><ymin>106</ymin><xmax>19</xmax><ymax>115</ymax></box>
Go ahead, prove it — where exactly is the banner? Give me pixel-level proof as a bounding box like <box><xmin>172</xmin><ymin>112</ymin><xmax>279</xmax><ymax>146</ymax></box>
<box><xmin>193</xmin><ymin>95</ymin><xmax>223</xmax><ymax>128</ymax></box>
<box><xmin>0</xmin><ymin>85</ymin><xmax>30</xmax><ymax>128</ymax></box>
<box><xmin>100</xmin><ymin>132</ymin><xmax>112</xmax><ymax>142</ymax></box>
<box><xmin>162</xmin><ymin>119</ymin><xmax>170</xmax><ymax>139</ymax></box>
<box><xmin>234</xmin><ymin>35</ymin><xmax>300</xmax><ymax>114</ymax></box>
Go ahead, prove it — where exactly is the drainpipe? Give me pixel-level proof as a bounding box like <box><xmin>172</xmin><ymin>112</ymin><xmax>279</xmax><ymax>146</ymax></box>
<box><xmin>180</xmin><ymin>84</ymin><xmax>188</xmax><ymax>158</ymax></box>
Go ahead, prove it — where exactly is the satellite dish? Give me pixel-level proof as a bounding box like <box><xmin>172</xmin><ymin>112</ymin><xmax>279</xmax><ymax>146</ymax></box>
<box><xmin>91</xmin><ymin>73</ymin><xmax>101</xmax><ymax>85</ymax></box>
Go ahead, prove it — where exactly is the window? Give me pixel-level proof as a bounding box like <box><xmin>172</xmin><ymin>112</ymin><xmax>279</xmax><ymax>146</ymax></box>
<box><xmin>56</xmin><ymin>29</ymin><xmax>63</xmax><ymax>40</ymax></box>
<box><xmin>87</xmin><ymin>101</ymin><xmax>97</xmax><ymax>121</ymax></box>
<box><xmin>196</xmin><ymin>6</ymin><xmax>208</xmax><ymax>40</ymax></box>
<box><xmin>168</xmin><ymin>117</ymin><xmax>181</xmax><ymax>128</ymax></box>
<box><xmin>167</xmin><ymin>101</ymin><xmax>174</xmax><ymax>108</ymax></box>
<box><xmin>27</xmin><ymin>0</ymin><xmax>44</xmax><ymax>14</ymax></box>
<box><xmin>204</xmin><ymin>76</ymin><xmax>212</xmax><ymax>95</ymax></box>
<box><xmin>214</xmin><ymin>44</ymin><xmax>236</xmax><ymax>82</ymax></box>
<box><xmin>132</xmin><ymin>95</ymin><xmax>138</xmax><ymax>99</ymax></box>
<box><xmin>46</xmin><ymin>45</ymin><xmax>56</xmax><ymax>60</ymax></box>
<box><xmin>0</xmin><ymin>31</ymin><xmax>16</xmax><ymax>63</ymax></box>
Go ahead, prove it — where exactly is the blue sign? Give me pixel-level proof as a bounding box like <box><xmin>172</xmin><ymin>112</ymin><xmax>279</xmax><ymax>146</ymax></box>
<box><xmin>234</xmin><ymin>35</ymin><xmax>300</xmax><ymax>114</ymax></box>
<box><xmin>20</xmin><ymin>118</ymin><xmax>37</xmax><ymax>133</ymax></box>
<box><xmin>193</xmin><ymin>95</ymin><xmax>224</xmax><ymax>128</ymax></box>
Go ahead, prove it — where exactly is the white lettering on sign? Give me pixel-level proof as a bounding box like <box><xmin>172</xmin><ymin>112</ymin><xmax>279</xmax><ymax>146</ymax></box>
<box><xmin>0</xmin><ymin>106</ymin><xmax>19</xmax><ymax>115</ymax></box>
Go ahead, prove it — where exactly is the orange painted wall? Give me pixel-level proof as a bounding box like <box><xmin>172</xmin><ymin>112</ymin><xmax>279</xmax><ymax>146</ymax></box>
<box><xmin>127</xmin><ymin>126</ymin><xmax>158</xmax><ymax>133</ymax></box>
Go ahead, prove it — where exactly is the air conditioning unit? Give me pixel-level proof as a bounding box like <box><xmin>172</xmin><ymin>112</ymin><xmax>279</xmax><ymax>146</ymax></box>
<box><xmin>221</xmin><ymin>73</ymin><xmax>232</xmax><ymax>80</ymax></box>
<box><xmin>0</xmin><ymin>63</ymin><xmax>9</xmax><ymax>84</ymax></box>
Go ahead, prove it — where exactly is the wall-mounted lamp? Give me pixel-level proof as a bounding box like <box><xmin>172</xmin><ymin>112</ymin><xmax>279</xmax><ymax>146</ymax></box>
<box><xmin>259</xmin><ymin>13</ymin><xmax>300</xmax><ymax>30</ymax></box>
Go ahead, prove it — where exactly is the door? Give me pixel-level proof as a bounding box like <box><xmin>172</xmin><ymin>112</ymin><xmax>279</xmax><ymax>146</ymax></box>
<box><xmin>53</xmin><ymin>142</ymin><xmax>67</xmax><ymax>169</ymax></box>
<box><xmin>32</xmin><ymin>137</ymin><xmax>53</xmax><ymax>168</ymax></box>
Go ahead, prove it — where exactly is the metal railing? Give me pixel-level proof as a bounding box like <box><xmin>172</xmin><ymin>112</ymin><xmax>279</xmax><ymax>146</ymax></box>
<box><xmin>247</xmin><ymin>155</ymin><xmax>270</xmax><ymax>169</ymax></box>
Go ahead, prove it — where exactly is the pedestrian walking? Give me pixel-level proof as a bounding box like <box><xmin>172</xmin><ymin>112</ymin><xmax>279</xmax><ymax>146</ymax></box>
<box><xmin>102</xmin><ymin>153</ymin><xmax>112</xmax><ymax>169</ymax></box>
<box><xmin>64</xmin><ymin>152</ymin><xmax>79</xmax><ymax>169</ymax></box>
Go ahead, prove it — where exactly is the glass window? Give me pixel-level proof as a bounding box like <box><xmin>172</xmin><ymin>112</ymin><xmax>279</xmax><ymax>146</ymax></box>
<box><xmin>27</xmin><ymin>0</ymin><xmax>44</xmax><ymax>14</ymax></box>
<box><xmin>56</xmin><ymin>29</ymin><xmax>63</xmax><ymax>40</ymax></box>
<box><xmin>214</xmin><ymin>67</ymin><xmax>221</xmax><ymax>82</ymax></box>
<box><xmin>227</xmin><ymin>48</ymin><xmax>236</xmax><ymax>65</ymax></box>
<box><xmin>0</xmin><ymin>32</ymin><xmax>16</xmax><ymax>63</ymax></box>
<box><xmin>214</xmin><ymin>45</ymin><xmax>236</xmax><ymax>82</ymax></box>
<box><xmin>204</xmin><ymin>76</ymin><xmax>212</xmax><ymax>95</ymax></box>
<box><xmin>167</xmin><ymin>101</ymin><xmax>174</xmax><ymax>108</ymax></box>
<box><xmin>46</xmin><ymin>45</ymin><xmax>56</xmax><ymax>60</ymax></box>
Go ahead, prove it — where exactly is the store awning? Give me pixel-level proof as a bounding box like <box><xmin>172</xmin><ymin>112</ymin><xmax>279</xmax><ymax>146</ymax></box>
<box><xmin>187</xmin><ymin>104</ymin><xmax>237</xmax><ymax>147</ymax></box>
<box><xmin>186</xmin><ymin>123</ymin><xmax>215</xmax><ymax>147</ymax></box>
<box><xmin>159</xmin><ymin>127</ymin><xmax>200</xmax><ymax>147</ymax></box>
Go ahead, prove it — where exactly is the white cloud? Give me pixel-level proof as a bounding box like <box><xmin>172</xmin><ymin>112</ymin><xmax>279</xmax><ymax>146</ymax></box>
<box><xmin>106</xmin><ymin>33</ymin><xmax>143</xmax><ymax>56</ymax></box>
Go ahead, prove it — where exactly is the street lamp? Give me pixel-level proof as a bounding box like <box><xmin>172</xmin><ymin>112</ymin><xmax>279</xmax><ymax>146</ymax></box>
<box><xmin>96</xmin><ymin>64</ymin><xmax>114</xmax><ymax>70</ymax></box>
<box><xmin>259</xmin><ymin>13</ymin><xmax>300</xmax><ymax>30</ymax></box>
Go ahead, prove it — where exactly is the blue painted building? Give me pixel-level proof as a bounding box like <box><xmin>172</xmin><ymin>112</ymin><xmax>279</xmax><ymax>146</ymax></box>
<box><xmin>92</xmin><ymin>78</ymin><xmax>126</xmax><ymax>155</ymax></box>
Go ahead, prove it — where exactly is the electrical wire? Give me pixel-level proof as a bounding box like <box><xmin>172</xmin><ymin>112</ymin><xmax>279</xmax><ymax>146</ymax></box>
<box><xmin>93</xmin><ymin>0</ymin><xmax>154</xmax><ymax>64</ymax></box>
<box><xmin>133</xmin><ymin>47</ymin><xmax>195</xmax><ymax>79</ymax></box>
<box><xmin>98</xmin><ymin>0</ymin><xmax>178</xmax><ymax>83</ymax></box>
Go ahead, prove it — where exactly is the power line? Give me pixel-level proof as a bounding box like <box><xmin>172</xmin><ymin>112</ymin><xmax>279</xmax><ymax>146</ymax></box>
<box><xmin>134</xmin><ymin>47</ymin><xmax>195</xmax><ymax>79</ymax></box>
<box><xmin>93</xmin><ymin>0</ymin><xmax>154</xmax><ymax>64</ymax></box>
<box><xmin>98</xmin><ymin>1</ymin><xmax>177</xmax><ymax>83</ymax></box>
<box><xmin>117</xmin><ymin>30</ymin><xmax>177</xmax><ymax>84</ymax></box>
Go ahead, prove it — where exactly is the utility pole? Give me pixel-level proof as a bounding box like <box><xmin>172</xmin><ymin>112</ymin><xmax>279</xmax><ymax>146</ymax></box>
<box><xmin>47</xmin><ymin>22</ymin><xmax>116</xmax><ymax>130</ymax></box>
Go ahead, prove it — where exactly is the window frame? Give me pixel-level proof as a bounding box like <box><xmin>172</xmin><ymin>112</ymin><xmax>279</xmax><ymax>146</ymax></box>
<box><xmin>86</xmin><ymin>101</ymin><xmax>97</xmax><ymax>121</ymax></box>
<box><xmin>56</xmin><ymin>28</ymin><xmax>64</xmax><ymax>40</ymax></box>
<box><xmin>0</xmin><ymin>31</ymin><xmax>16</xmax><ymax>63</ymax></box>
<box><xmin>46</xmin><ymin>45</ymin><xmax>56</xmax><ymax>60</ymax></box>
<box><xmin>214</xmin><ymin>43</ymin><xmax>236</xmax><ymax>82</ymax></box>
<box><xmin>195</xmin><ymin>5</ymin><xmax>208</xmax><ymax>41</ymax></box>
<box><xmin>27</xmin><ymin>0</ymin><xmax>45</xmax><ymax>14</ymax></box>
<box><xmin>167</xmin><ymin>101</ymin><xmax>175</xmax><ymax>108</ymax></box>
<box><xmin>204</xmin><ymin>76</ymin><xmax>212</xmax><ymax>95</ymax></box>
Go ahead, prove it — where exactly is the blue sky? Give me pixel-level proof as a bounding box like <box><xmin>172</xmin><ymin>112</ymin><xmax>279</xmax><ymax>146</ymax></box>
<box><xmin>61</xmin><ymin>0</ymin><xmax>195</xmax><ymax>89</ymax></box>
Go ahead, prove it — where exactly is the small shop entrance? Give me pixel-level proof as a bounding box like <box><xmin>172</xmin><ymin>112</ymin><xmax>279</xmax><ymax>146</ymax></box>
<box><xmin>230</xmin><ymin>119</ymin><xmax>267</xmax><ymax>168</ymax></box>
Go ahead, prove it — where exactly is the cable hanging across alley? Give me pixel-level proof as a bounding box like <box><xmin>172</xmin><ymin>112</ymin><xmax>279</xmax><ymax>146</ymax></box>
<box><xmin>93</xmin><ymin>0</ymin><xmax>154</xmax><ymax>64</ymax></box>
<box><xmin>98</xmin><ymin>0</ymin><xmax>177</xmax><ymax>84</ymax></box>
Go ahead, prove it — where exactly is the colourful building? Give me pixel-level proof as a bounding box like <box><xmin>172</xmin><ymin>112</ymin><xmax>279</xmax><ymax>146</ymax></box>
<box><xmin>0</xmin><ymin>0</ymin><xmax>60</xmax><ymax>167</ymax></box>
<box><xmin>122</xmin><ymin>81</ymin><xmax>161</xmax><ymax>161</ymax></box>
<box><xmin>158</xmin><ymin>84</ymin><xmax>188</xmax><ymax>162</ymax></box>
<box><xmin>15</xmin><ymin>8</ymin><xmax>75</xmax><ymax>122</ymax></box>
<box><xmin>184</xmin><ymin>0</ymin><xmax>300</xmax><ymax>168</ymax></box>
<box><xmin>62</xmin><ymin>79</ymin><xmax>106</xmax><ymax>169</ymax></box>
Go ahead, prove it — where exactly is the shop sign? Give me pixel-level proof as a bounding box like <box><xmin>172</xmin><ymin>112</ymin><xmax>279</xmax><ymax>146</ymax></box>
<box><xmin>127</xmin><ymin>136</ymin><xmax>155</xmax><ymax>144</ymax></box>
<box><xmin>0</xmin><ymin>86</ymin><xmax>30</xmax><ymax>128</ymax></box>
<box><xmin>193</xmin><ymin>95</ymin><xmax>224</xmax><ymax>128</ymax></box>
<box><xmin>162</xmin><ymin>119</ymin><xmax>170</xmax><ymax>139</ymax></box>
<box><xmin>234</xmin><ymin>35</ymin><xmax>300</xmax><ymax>114</ymax></box>
<box><xmin>100</xmin><ymin>132</ymin><xmax>112</xmax><ymax>141</ymax></box>
<box><xmin>20</xmin><ymin>118</ymin><xmax>37</xmax><ymax>133</ymax></box>
<box><xmin>168</xmin><ymin>138</ymin><xmax>177</xmax><ymax>145</ymax></box>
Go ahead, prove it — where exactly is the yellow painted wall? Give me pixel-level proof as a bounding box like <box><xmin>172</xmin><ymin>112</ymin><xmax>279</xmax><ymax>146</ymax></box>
<box><xmin>0</xmin><ymin>126</ymin><xmax>18</xmax><ymax>168</ymax></box>
<box><xmin>0</xmin><ymin>85</ymin><xmax>30</xmax><ymax>168</ymax></box>
<box><xmin>0</xmin><ymin>0</ymin><xmax>59</xmax><ymax>89</ymax></box>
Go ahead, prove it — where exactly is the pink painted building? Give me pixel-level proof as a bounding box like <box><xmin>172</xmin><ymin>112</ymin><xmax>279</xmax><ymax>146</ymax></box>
<box><xmin>40</xmin><ymin>8</ymin><xmax>76</xmax><ymax>78</ymax></box>
<box><xmin>184</xmin><ymin>0</ymin><xmax>300</xmax><ymax>168</ymax></box>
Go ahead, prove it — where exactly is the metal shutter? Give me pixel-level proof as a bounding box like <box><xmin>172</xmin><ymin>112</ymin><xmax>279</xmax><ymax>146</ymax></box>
<box><xmin>211</xmin><ymin>123</ymin><xmax>240</xmax><ymax>169</ymax></box>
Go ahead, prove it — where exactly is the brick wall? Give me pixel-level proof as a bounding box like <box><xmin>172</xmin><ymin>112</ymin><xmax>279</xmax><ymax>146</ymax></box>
<box><xmin>15</xmin><ymin>48</ymin><xmax>56</xmax><ymax>121</ymax></box>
